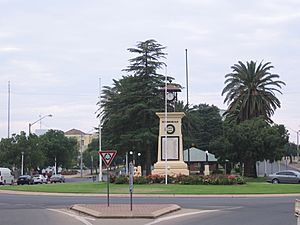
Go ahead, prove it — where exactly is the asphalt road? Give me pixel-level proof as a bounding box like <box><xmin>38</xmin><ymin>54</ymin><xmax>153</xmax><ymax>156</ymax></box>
<box><xmin>0</xmin><ymin>193</ymin><xmax>298</xmax><ymax>225</ymax></box>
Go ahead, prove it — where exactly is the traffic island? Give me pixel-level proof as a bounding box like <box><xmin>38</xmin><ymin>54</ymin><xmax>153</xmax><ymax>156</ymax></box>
<box><xmin>71</xmin><ymin>204</ymin><xmax>181</xmax><ymax>218</ymax></box>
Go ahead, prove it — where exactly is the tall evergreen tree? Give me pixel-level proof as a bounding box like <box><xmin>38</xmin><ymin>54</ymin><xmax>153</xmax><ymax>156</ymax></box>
<box><xmin>100</xmin><ymin>39</ymin><xmax>167</xmax><ymax>175</ymax></box>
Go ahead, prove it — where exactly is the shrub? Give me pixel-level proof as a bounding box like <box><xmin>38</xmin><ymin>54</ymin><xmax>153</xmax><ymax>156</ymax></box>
<box><xmin>114</xmin><ymin>175</ymin><xmax>129</xmax><ymax>184</ymax></box>
<box><xmin>134</xmin><ymin>176</ymin><xmax>148</xmax><ymax>184</ymax></box>
<box><xmin>109</xmin><ymin>175</ymin><xmax>117</xmax><ymax>183</ymax></box>
<box><xmin>234</xmin><ymin>176</ymin><xmax>245</xmax><ymax>184</ymax></box>
<box><xmin>112</xmin><ymin>174</ymin><xmax>245</xmax><ymax>185</ymax></box>
<box><xmin>146</xmin><ymin>174</ymin><xmax>165</xmax><ymax>184</ymax></box>
<box><xmin>176</xmin><ymin>175</ymin><xmax>203</xmax><ymax>185</ymax></box>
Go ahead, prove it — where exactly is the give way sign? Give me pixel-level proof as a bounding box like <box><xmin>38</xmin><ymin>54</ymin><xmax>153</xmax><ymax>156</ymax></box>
<box><xmin>98</xmin><ymin>150</ymin><xmax>117</xmax><ymax>167</ymax></box>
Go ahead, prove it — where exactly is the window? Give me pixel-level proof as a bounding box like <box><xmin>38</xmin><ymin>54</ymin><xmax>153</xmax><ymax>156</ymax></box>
<box><xmin>286</xmin><ymin>172</ymin><xmax>296</xmax><ymax>176</ymax></box>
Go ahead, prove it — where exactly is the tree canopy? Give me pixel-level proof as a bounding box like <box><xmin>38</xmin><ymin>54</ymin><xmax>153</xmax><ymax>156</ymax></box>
<box><xmin>100</xmin><ymin>39</ymin><xmax>167</xmax><ymax>175</ymax></box>
<box><xmin>182</xmin><ymin>104</ymin><xmax>223</xmax><ymax>151</ymax></box>
<box><xmin>0</xmin><ymin>130</ymin><xmax>78</xmax><ymax>174</ymax></box>
<box><xmin>222</xmin><ymin>61</ymin><xmax>285</xmax><ymax>123</ymax></box>
<box><xmin>210</xmin><ymin>117</ymin><xmax>289</xmax><ymax>177</ymax></box>
<box><xmin>221</xmin><ymin>61</ymin><xmax>286</xmax><ymax>177</ymax></box>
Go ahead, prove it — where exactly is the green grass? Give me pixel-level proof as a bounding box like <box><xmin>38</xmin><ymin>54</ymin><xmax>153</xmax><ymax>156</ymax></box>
<box><xmin>244</xmin><ymin>177</ymin><xmax>267</xmax><ymax>183</ymax></box>
<box><xmin>1</xmin><ymin>181</ymin><xmax>300</xmax><ymax>195</ymax></box>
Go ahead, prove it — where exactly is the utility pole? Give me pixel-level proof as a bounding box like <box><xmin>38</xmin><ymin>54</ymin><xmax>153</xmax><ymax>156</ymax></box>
<box><xmin>80</xmin><ymin>134</ymin><xmax>83</xmax><ymax>178</ymax></box>
<box><xmin>164</xmin><ymin>65</ymin><xmax>168</xmax><ymax>185</ymax></box>
<box><xmin>7</xmin><ymin>81</ymin><xmax>10</xmax><ymax>138</ymax></box>
<box><xmin>21</xmin><ymin>152</ymin><xmax>24</xmax><ymax>175</ymax></box>
<box><xmin>297</xmin><ymin>130</ymin><xmax>299</xmax><ymax>162</ymax></box>
<box><xmin>185</xmin><ymin>49</ymin><xmax>190</xmax><ymax>169</ymax></box>
<box><xmin>98</xmin><ymin>77</ymin><xmax>103</xmax><ymax>182</ymax></box>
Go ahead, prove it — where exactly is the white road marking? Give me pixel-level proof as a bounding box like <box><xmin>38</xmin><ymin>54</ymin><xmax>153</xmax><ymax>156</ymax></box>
<box><xmin>47</xmin><ymin>208</ymin><xmax>95</xmax><ymax>225</ymax></box>
<box><xmin>144</xmin><ymin>209</ymin><xmax>220</xmax><ymax>225</ymax></box>
<box><xmin>145</xmin><ymin>207</ymin><xmax>243</xmax><ymax>225</ymax></box>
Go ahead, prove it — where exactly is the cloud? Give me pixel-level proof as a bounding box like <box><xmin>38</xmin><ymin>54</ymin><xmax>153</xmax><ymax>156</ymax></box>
<box><xmin>0</xmin><ymin>0</ymin><xmax>300</xmax><ymax>143</ymax></box>
<box><xmin>0</xmin><ymin>47</ymin><xmax>22</xmax><ymax>52</ymax></box>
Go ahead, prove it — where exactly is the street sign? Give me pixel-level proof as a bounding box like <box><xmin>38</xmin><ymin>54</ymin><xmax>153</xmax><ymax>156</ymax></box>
<box><xmin>98</xmin><ymin>150</ymin><xmax>117</xmax><ymax>207</ymax></box>
<box><xmin>129</xmin><ymin>162</ymin><xmax>134</xmax><ymax>192</ymax></box>
<box><xmin>98</xmin><ymin>150</ymin><xmax>117</xmax><ymax>167</ymax></box>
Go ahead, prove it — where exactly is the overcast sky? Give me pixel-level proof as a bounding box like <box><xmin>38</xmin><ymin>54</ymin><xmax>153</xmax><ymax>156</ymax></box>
<box><xmin>1</xmin><ymin>0</ymin><xmax>300</xmax><ymax>143</ymax></box>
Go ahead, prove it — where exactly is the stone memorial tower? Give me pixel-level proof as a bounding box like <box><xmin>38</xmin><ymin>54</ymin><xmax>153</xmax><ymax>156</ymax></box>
<box><xmin>152</xmin><ymin>112</ymin><xmax>189</xmax><ymax>176</ymax></box>
<box><xmin>152</xmin><ymin>81</ymin><xmax>189</xmax><ymax>176</ymax></box>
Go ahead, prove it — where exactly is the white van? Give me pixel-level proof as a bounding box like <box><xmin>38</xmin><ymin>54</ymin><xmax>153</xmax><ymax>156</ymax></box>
<box><xmin>0</xmin><ymin>167</ymin><xmax>14</xmax><ymax>185</ymax></box>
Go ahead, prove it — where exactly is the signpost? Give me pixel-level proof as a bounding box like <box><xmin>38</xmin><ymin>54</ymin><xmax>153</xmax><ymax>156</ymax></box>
<box><xmin>98</xmin><ymin>150</ymin><xmax>117</xmax><ymax>207</ymax></box>
<box><xmin>129</xmin><ymin>162</ymin><xmax>134</xmax><ymax>211</ymax></box>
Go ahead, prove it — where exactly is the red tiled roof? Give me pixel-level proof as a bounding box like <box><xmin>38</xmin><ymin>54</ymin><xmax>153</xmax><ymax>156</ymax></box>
<box><xmin>65</xmin><ymin>129</ymin><xmax>86</xmax><ymax>135</ymax></box>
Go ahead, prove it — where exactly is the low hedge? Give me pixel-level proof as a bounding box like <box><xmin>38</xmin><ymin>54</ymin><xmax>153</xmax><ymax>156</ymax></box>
<box><xmin>112</xmin><ymin>174</ymin><xmax>245</xmax><ymax>185</ymax></box>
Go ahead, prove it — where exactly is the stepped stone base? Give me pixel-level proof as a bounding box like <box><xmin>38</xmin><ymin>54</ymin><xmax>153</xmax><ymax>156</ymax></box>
<box><xmin>152</xmin><ymin>161</ymin><xmax>189</xmax><ymax>176</ymax></box>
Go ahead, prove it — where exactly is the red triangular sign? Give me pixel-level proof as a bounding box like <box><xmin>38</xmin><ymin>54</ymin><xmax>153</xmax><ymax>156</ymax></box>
<box><xmin>98</xmin><ymin>150</ymin><xmax>117</xmax><ymax>167</ymax></box>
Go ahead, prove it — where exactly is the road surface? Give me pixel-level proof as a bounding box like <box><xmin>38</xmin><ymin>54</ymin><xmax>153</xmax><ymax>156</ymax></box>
<box><xmin>0</xmin><ymin>193</ymin><xmax>298</xmax><ymax>225</ymax></box>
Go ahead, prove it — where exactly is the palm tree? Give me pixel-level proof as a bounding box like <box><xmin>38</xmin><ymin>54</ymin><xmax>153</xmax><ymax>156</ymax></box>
<box><xmin>222</xmin><ymin>61</ymin><xmax>285</xmax><ymax>177</ymax></box>
<box><xmin>222</xmin><ymin>61</ymin><xmax>285</xmax><ymax>123</ymax></box>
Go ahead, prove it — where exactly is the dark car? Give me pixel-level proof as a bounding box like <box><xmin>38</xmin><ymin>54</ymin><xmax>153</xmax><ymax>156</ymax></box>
<box><xmin>17</xmin><ymin>175</ymin><xmax>33</xmax><ymax>185</ymax></box>
<box><xmin>266</xmin><ymin>170</ymin><xmax>300</xmax><ymax>184</ymax></box>
<box><xmin>50</xmin><ymin>174</ymin><xmax>65</xmax><ymax>183</ymax></box>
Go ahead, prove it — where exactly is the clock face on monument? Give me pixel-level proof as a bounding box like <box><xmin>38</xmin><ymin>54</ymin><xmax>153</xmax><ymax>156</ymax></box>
<box><xmin>166</xmin><ymin>92</ymin><xmax>175</xmax><ymax>101</ymax></box>
<box><xmin>166</xmin><ymin>124</ymin><xmax>175</xmax><ymax>134</ymax></box>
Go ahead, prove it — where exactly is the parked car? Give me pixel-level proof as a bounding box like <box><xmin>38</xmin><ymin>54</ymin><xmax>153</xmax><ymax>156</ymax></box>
<box><xmin>0</xmin><ymin>167</ymin><xmax>14</xmax><ymax>185</ymax></box>
<box><xmin>17</xmin><ymin>175</ymin><xmax>33</xmax><ymax>185</ymax></box>
<box><xmin>32</xmin><ymin>174</ymin><xmax>48</xmax><ymax>184</ymax></box>
<box><xmin>267</xmin><ymin>170</ymin><xmax>300</xmax><ymax>184</ymax></box>
<box><xmin>50</xmin><ymin>174</ymin><xmax>65</xmax><ymax>183</ymax></box>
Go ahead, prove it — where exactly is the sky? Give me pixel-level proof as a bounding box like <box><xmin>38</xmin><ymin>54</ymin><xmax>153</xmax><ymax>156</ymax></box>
<box><xmin>0</xmin><ymin>0</ymin><xmax>300</xmax><ymax>143</ymax></box>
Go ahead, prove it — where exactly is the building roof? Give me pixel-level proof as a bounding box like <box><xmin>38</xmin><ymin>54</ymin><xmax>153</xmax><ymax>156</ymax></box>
<box><xmin>64</xmin><ymin>129</ymin><xmax>86</xmax><ymax>135</ymax></box>
<box><xmin>183</xmin><ymin>147</ymin><xmax>218</xmax><ymax>162</ymax></box>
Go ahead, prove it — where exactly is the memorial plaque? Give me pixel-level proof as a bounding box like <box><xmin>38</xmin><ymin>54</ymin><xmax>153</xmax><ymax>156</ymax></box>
<box><xmin>161</xmin><ymin>136</ymin><xmax>179</xmax><ymax>160</ymax></box>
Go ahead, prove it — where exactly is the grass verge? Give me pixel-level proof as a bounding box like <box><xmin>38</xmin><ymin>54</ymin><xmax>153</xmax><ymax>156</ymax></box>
<box><xmin>0</xmin><ymin>181</ymin><xmax>300</xmax><ymax>195</ymax></box>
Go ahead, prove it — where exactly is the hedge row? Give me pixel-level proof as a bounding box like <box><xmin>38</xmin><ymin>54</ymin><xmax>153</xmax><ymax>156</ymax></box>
<box><xmin>111</xmin><ymin>174</ymin><xmax>245</xmax><ymax>185</ymax></box>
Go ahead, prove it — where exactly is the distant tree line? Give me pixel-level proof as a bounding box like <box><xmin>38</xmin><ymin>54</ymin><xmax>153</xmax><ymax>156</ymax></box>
<box><xmin>0</xmin><ymin>130</ymin><xmax>78</xmax><ymax>175</ymax></box>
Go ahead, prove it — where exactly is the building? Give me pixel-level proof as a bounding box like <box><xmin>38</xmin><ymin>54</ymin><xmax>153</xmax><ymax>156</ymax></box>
<box><xmin>183</xmin><ymin>147</ymin><xmax>218</xmax><ymax>174</ymax></box>
<box><xmin>64</xmin><ymin>129</ymin><xmax>96</xmax><ymax>152</ymax></box>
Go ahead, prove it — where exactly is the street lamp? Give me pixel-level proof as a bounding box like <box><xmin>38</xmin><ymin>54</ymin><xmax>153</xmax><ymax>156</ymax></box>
<box><xmin>129</xmin><ymin>151</ymin><xmax>134</xmax><ymax>165</ymax></box>
<box><xmin>29</xmin><ymin>114</ymin><xmax>53</xmax><ymax>134</ymax></box>
<box><xmin>137</xmin><ymin>152</ymin><xmax>141</xmax><ymax>166</ymax></box>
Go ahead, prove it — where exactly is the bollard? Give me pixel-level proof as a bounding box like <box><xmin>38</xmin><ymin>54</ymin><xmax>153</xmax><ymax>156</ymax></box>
<box><xmin>295</xmin><ymin>200</ymin><xmax>300</xmax><ymax>225</ymax></box>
